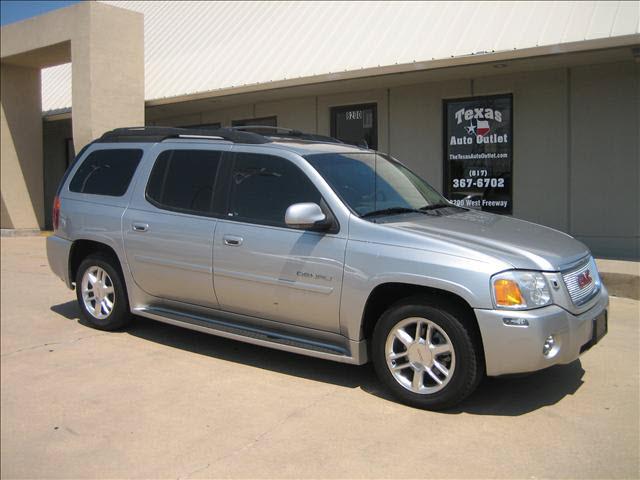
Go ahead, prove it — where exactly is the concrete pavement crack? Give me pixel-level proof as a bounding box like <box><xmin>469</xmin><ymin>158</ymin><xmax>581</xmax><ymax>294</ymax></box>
<box><xmin>208</xmin><ymin>387</ymin><xmax>341</xmax><ymax>469</ymax></box>
<box><xmin>1</xmin><ymin>332</ymin><xmax>112</xmax><ymax>357</ymax></box>
<box><xmin>177</xmin><ymin>462</ymin><xmax>211</xmax><ymax>480</ymax></box>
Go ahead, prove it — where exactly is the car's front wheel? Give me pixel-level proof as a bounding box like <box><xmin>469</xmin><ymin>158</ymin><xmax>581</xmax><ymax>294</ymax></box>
<box><xmin>75</xmin><ymin>254</ymin><xmax>131</xmax><ymax>331</ymax></box>
<box><xmin>372</xmin><ymin>298</ymin><xmax>483</xmax><ymax>410</ymax></box>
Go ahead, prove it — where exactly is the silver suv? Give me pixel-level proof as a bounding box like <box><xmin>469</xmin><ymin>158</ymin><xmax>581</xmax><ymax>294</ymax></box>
<box><xmin>47</xmin><ymin>126</ymin><xmax>609</xmax><ymax>410</ymax></box>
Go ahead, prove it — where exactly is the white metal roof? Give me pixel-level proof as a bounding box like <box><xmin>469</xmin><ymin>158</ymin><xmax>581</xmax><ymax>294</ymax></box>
<box><xmin>41</xmin><ymin>0</ymin><xmax>640</xmax><ymax>113</ymax></box>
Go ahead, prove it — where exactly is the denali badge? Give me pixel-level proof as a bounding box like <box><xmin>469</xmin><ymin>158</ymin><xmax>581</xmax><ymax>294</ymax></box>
<box><xmin>577</xmin><ymin>270</ymin><xmax>593</xmax><ymax>289</ymax></box>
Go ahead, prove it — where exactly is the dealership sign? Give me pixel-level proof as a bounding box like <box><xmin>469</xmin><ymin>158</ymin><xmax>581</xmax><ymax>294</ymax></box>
<box><xmin>443</xmin><ymin>94</ymin><xmax>513</xmax><ymax>214</ymax></box>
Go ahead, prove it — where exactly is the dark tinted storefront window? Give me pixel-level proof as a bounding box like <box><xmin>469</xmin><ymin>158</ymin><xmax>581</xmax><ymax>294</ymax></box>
<box><xmin>231</xmin><ymin>116</ymin><xmax>277</xmax><ymax>134</ymax></box>
<box><xmin>146</xmin><ymin>150</ymin><xmax>221</xmax><ymax>215</ymax></box>
<box><xmin>180</xmin><ymin>122</ymin><xmax>222</xmax><ymax>129</ymax></box>
<box><xmin>69</xmin><ymin>149</ymin><xmax>142</xmax><ymax>196</ymax></box>
<box><xmin>228</xmin><ymin>153</ymin><xmax>320</xmax><ymax>227</ymax></box>
<box><xmin>331</xmin><ymin>103</ymin><xmax>377</xmax><ymax>149</ymax></box>
<box><xmin>443</xmin><ymin>94</ymin><xmax>513</xmax><ymax>214</ymax></box>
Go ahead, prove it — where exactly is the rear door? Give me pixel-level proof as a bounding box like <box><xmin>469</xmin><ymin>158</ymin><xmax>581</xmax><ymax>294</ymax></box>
<box><xmin>123</xmin><ymin>144</ymin><xmax>230</xmax><ymax>308</ymax></box>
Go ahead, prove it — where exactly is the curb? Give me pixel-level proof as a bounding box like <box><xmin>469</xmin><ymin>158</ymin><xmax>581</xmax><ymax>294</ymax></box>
<box><xmin>600</xmin><ymin>273</ymin><xmax>639</xmax><ymax>301</ymax></box>
<box><xmin>1</xmin><ymin>228</ymin><xmax>44</xmax><ymax>237</ymax></box>
<box><xmin>596</xmin><ymin>259</ymin><xmax>639</xmax><ymax>301</ymax></box>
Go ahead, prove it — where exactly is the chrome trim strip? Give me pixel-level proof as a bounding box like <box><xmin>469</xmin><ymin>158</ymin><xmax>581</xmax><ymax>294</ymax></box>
<box><xmin>134</xmin><ymin>255</ymin><xmax>211</xmax><ymax>274</ymax></box>
<box><xmin>562</xmin><ymin>257</ymin><xmax>600</xmax><ymax>306</ymax></box>
<box><xmin>214</xmin><ymin>268</ymin><xmax>334</xmax><ymax>294</ymax></box>
<box><xmin>134</xmin><ymin>306</ymin><xmax>364</xmax><ymax>364</ymax></box>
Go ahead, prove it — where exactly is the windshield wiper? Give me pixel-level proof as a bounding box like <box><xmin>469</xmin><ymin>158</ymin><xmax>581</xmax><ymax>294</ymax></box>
<box><xmin>419</xmin><ymin>203</ymin><xmax>451</xmax><ymax>211</ymax></box>
<box><xmin>361</xmin><ymin>207</ymin><xmax>424</xmax><ymax>218</ymax></box>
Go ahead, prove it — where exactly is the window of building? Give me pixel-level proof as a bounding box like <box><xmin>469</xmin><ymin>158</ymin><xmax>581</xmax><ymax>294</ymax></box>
<box><xmin>146</xmin><ymin>149</ymin><xmax>222</xmax><ymax>216</ymax></box>
<box><xmin>331</xmin><ymin>103</ymin><xmax>377</xmax><ymax>150</ymax></box>
<box><xmin>228</xmin><ymin>153</ymin><xmax>320</xmax><ymax>227</ymax></box>
<box><xmin>231</xmin><ymin>116</ymin><xmax>277</xmax><ymax>134</ymax></box>
<box><xmin>69</xmin><ymin>149</ymin><xmax>142</xmax><ymax>196</ymax></box>
<box><xmin>180</xmin><ymin>122</ymin><xmax>222</xmax><ymax>129</ymax></box>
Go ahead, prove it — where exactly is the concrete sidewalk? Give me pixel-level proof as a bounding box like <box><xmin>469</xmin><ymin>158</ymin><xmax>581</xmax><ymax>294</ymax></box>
<box><xmin>596</xmin><ymin>258</ymin><xmax>640</xmax><ymax>300</ymax></box>
<box><xmin>1</xmin><ymin>237</ymin><xmax>639</xmax><ymax>478</ymax></box>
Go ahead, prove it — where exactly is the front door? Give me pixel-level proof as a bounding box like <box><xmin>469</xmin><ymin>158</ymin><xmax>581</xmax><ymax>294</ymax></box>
<box><xmin>213</xmin><ymin>152</ymin><xmax>346</xmax><ymax>332</ymax></box>
<box><xmin>123</xmin><ymin>147</ymin><xmax>226</xmax><ymax>308</ymax></box>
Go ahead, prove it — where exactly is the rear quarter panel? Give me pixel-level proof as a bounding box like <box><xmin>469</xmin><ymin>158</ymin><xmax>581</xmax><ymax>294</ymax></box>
<box><xmin>57</xmin><ymin>143</ymin><xmax>153</xmax><ymax>297</ymax></box>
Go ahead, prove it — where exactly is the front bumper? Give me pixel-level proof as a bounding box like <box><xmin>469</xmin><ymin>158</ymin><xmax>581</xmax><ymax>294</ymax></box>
<box><xmin>475</xmin><ymin>285</ymin><xmax>609</xmax><ymax>376</ymax></box>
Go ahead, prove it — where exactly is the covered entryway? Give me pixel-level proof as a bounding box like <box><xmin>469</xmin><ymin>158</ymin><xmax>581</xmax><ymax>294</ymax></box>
<box><xmin>0</xmin><ymin>2</ymin><xmax>144</xmax><ymax>231</ymax></box>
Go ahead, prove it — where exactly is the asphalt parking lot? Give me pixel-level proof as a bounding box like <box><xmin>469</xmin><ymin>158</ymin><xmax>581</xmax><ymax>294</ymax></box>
<box><xmin>1</xmin><ymin>237</ymin><xmax>638</xmax><ymax>479</ymax></box>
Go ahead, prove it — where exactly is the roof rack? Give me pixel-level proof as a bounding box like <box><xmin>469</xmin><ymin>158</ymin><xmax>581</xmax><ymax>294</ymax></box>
<box><xmin>96</xmin><ymin>126</ymin><xmax>271</xmax><ymax>144</ymax></box>
<box><xmin>96</xmin><ymin>126</ymin><xmax>343</xmax><ymax>145</ymax></box>
<box><xmin>229</xmin><ymin>125</ymin><xmax>342</xmax><ymax>144</ymax></box>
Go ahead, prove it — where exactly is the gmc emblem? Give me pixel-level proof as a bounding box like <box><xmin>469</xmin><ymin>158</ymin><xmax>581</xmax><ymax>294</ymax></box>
<box><xmin>577</xmin><ymin>270</ymin><xmax>593</xmax><ymax>289</ymax></box>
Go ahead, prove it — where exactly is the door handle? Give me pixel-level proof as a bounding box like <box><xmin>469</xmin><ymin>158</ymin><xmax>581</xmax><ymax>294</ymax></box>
<box><xmin>132</xmin><ymin>223</ymin><xmax>149</xmax><ymax>232</ymax></box>
<box><xmin>223</xmin><ymin>235</ymin><xmax>243</xmax><ymax>246</ymax></box>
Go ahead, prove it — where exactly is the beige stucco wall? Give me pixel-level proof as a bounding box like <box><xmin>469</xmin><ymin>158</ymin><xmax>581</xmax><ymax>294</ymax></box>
<box><xmin>69</xmin><ymin>3</ymin><xmax>145</xmax><ymax>151</ymax></box>
<box><xmin>0</xmin><ymin>2</ymin><xmax>144</xmax><ymax>230</ymax></box>
<box><xmin>146</xmin><ymin>60</ymin><xmax>638</xmax><ymax>258</ymax></box>
<box><xmin>0</xmin><ymin>65</ymin><xmax>43</xmax><ymax>229</ymax></box>
<box><xmin>569</xmin><ymin>62</ymin><xmax>639</xmax><ymax>257</ymax></box>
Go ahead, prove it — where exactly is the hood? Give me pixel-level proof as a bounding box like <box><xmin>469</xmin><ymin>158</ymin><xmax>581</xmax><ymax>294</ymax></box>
<box><xmin>380</xmin><ymin>209</ymin><xmax>590</xmax><ymax>271</ymax></box>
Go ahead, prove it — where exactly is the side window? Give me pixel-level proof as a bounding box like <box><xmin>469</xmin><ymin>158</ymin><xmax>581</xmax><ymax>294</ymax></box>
<box><xmin>146</xmin><ymin>149</ymin><xmax>222</xmax><ymax>216</ymax></box>
<box><xmin>69</xmin><ymin>149</ymin><xmax>142</xmax><ymax>196</ymax></box>
<box><xmin>228</xmin><ymin>153</ymin><xmax>321</xmax><ymax>227</ymax></box>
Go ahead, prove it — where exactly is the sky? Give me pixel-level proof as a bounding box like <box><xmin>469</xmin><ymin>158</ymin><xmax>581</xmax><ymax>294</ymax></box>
<box><xmin>1</xmin><ymin>0</ymin><xmax>82</xmax><ymax>26</ymax></box>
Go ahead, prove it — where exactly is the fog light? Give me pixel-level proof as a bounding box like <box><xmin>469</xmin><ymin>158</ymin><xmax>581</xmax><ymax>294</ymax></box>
<box><xmin>543</xmin><ymin>335</ymin><xmax>555</xmax><ymax>356</ymax></box>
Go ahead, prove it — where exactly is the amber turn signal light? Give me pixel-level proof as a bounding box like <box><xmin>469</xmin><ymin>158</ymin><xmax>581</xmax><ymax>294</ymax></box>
<box><xmin>494</xmin><ymin>279</ymin><xmax>524</xmax><ymax>307</ymax></box>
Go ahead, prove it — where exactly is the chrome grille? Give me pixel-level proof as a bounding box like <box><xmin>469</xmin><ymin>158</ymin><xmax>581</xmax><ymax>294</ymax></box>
<box><xmin>562</xmin><ymin>257</ymin><xmax>600</xmax><ymax>306</ymax></box>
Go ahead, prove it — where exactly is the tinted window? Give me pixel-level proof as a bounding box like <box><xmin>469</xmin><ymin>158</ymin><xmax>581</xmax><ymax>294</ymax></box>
<box><xmin>69</xmin><ymin>149</ymin><xmax>142</xmax><ymax>196</ymax></box>
<box><xmin>228</xmin><ymin>153</ymin><xmax>320</xmax><ymax>226</ymax></box>
<box><xmin>306</xmin><ymin>153</ymin><xmax>446</xmax><ymax>216</ymax></box>
<box><xmin>146</xmin><ymin>150</ymin><xmax>221</xmax><ymax>215</ymax></box>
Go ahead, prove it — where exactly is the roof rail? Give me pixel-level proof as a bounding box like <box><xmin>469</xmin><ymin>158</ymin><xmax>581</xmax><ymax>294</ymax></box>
<box><xmin>96</xmin><ymin>125</ymin><xmax>343</xmax><ymax>145</ymax></box>
<box><xmin>96</xmin><ymin>126</ymin><xmax>271</xmax><ymax>144</ymax></box>
<box><xmin>230</xmin><ymin>125</ymin><xmax>343</xmax><ymax>144</ymax></box>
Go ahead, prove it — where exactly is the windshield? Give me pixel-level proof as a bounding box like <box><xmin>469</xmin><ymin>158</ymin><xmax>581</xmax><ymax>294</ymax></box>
<box><xmin>305</xmin><ymin>152</ymin><xmax>448</xmax><ymax>217</ymax></box>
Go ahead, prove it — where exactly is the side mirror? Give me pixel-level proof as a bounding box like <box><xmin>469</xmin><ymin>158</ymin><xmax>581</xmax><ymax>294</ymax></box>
<box><xmin>285</xmin><ymin>203</ymin><xmax>330</xmax><ymax>230</ymax></box>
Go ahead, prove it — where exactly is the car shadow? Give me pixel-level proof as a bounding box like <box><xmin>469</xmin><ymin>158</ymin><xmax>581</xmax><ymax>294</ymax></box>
<box><xmin>51</xmin><ymin>300</ymin><xmax>585</xmax><ymax>416</ymax></box>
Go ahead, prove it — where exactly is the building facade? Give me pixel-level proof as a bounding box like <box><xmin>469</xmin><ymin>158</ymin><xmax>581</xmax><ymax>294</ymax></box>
<box><xmin>3</xmin><ymin>1</ymin><xmax>640</xmax><ymax>259</ymax></box>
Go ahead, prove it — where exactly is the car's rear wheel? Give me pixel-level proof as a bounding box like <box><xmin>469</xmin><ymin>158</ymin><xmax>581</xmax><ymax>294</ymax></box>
<box><xmin>75</xmin><ymin>254</ymin><xmax>131</xmax><ymax>331</ymax></box>
<box><xmin>372</xmin><ymin>298</ymin><xmax>483</xmax><ymax>410</ymax></box>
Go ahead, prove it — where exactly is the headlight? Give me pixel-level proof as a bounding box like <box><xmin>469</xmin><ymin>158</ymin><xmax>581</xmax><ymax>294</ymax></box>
<box><xmin>491</xmin><ymin>271</ymin><xmax>552</xmax><ymax>310</ymax></box>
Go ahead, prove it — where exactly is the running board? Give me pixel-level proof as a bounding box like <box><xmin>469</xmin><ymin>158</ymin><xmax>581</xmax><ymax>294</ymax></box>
<box><xmin>134</xmin><ymin>306</ymin><xmax>366</xmax><ymax>364</ymax></box>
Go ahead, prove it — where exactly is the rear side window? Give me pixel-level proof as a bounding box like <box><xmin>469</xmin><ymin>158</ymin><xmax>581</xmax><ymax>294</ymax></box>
<box><xmin>146</xmin><ymin>149</ymin><xmax>222</xmax><ymax>216</ymax></box>
<box><xmin>228</xmin><ymin>153</ymin><xmax>320</xmax><ymax>227</ymax></box>
<box><xmin>69</xmin><ymin>149</ymin><xmax>142</xmax><ymax>196</ymax></box>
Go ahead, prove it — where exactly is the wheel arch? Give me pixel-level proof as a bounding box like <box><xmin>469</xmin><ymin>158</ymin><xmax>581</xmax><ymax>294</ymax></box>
<box><xmin>68</xmin><ymin>239</ymin><xmax>125</xmax><ymax>287</ymax></box>
<box><xmin>360</xmin><ymin>283</ymin><xmax>485</xmax><ymax>360</ymax></box>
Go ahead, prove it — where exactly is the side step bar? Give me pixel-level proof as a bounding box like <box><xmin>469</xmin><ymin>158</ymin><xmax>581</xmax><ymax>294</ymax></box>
<box><xmin>134</xmin><ymin>306</ymin><xmax>366</xmax><ymax>365</ymax></box>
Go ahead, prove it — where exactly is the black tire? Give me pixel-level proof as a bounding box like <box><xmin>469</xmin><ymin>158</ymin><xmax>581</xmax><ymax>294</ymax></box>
<box><xmin>372</xmin><ymin>297</ymin><xmax>483</xmax><ymax>410</ymax></box>
<box><xmin>75</xmin><ymin>253</ymin><xmax>131</xmax><ymax>331</ymax></box>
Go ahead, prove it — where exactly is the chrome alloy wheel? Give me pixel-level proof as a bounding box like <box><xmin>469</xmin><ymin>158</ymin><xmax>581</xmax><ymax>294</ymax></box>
<box><xmin>81</xmin><ymin>266</ymin><xmax>115</xmax><ymax>320</ymax></box>
<box><xmin>385</xmin><ymin>317</ymin><xmax>456</xmax><ymax>394</ymax></box>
